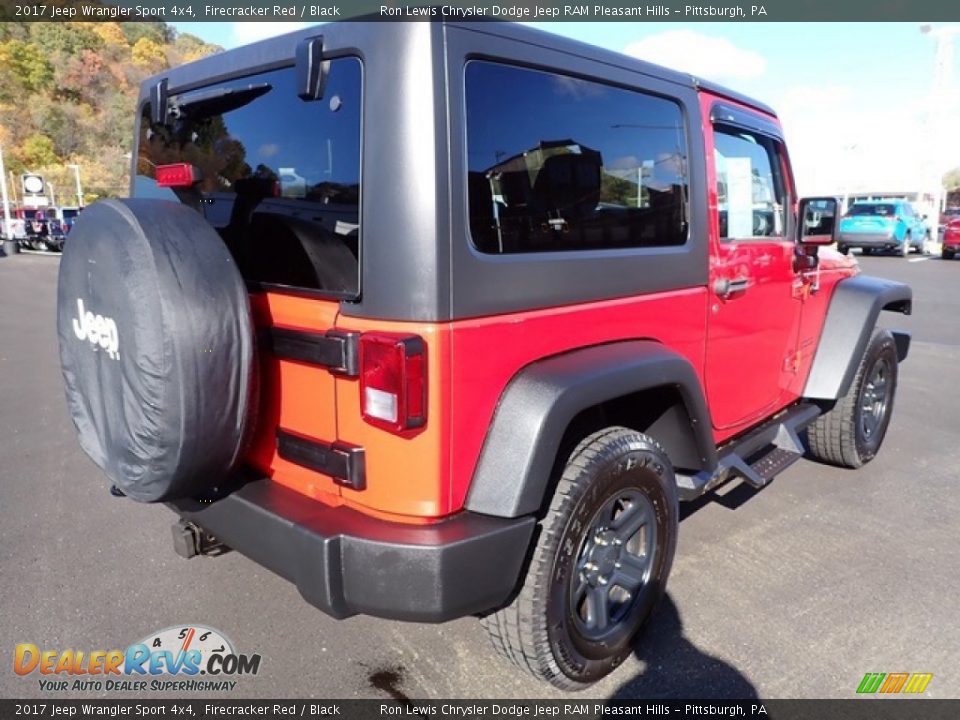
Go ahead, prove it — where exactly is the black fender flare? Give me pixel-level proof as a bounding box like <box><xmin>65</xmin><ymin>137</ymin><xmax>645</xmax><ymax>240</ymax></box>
<box><xmin>464</xmin><ymin>341</ymin><xmax>717</xmax><ymax>519</ymax></box>
<box><xmin>803</xmin><ymin>275</ymin><xmax>912</xmax><ymax>401</ymax></box>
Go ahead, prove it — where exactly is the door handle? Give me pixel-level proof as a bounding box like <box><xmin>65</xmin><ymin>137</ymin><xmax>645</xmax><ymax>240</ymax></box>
<box><xmin>713</xmin><ymin>276</ymin><xmax>749</xmax><ymax>299</ymax></box>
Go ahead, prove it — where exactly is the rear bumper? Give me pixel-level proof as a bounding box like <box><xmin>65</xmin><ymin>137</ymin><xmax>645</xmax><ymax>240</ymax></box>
<box><xmin>838</xmin><ymin>232</ymin><xmax>898</xmax><ymax>247</ymax></box>
<box><xmin>168</xmin><ymin>477</ymin><xmax>535</xmax><ymax>622</ymax></box>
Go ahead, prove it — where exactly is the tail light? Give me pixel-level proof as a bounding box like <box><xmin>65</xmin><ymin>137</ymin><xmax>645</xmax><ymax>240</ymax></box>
<box><xmin>155</xmin><ymin>163</ymin><xmax>199</xmax><ymax>188</ymax></box>
<box><xmin>359</xmin><ymin>333</ymin><xmax>427</xmax><ymax>434</ymax></box>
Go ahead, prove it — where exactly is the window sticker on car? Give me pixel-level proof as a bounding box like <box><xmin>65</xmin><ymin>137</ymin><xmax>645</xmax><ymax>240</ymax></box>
<box><xmin>725</xmin><ymin>157</ymin><xmax>754</xmax><ymax>238</ymax></box>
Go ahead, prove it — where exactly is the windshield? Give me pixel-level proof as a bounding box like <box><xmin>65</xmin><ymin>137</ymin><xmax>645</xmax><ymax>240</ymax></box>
<box><xmin>847</xmin><ymin>203</ymin><xmax>896</xmax><ymax>217</ymax></box>
<box><xmin>135</xmin><ymin>58</ymin><xmax>362</xmax><ymax>298</ymax></box>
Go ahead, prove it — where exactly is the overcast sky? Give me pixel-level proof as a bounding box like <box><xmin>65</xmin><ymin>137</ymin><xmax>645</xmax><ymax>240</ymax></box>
<box><xmin>172</xmin><ymin>21</ymin><xmax>960</xmax><ymax>197</ymax></box>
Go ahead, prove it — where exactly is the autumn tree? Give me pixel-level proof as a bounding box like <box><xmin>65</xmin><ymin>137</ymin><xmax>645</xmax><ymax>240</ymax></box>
<box><xmin>92</xmin><ymin>23</ymin><xmax>128</xmax><ymax>48</ymax></box>
<box><xmin>131</xmin><ymin>37</ymin><xmax>168</xmax><ymax>71</ymax></box>
<box><xmin>943</xmin><ymin>167</ymin><xmax>960</xmax><ymax>191</ymax></box>
<box><xmin>1</xmin><ymin>20</ymin><xmax>218</xmax><ymax>201</ymax></box>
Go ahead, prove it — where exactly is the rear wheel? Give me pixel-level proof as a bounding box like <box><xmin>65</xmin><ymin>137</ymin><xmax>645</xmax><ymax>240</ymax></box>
<box><xmin>944</xmin><ymin>247</ymin><xmax>956</xmax><ymax>260</ymax></box>
<box><xmin>838</xmin><ymin>244</ymin><xmax>849</xmax><ymax>255</ymax></box>
<box><xmin>481</xmin><ymin>427</ymin><xmax>678</xmax><ymax>690</ymax></box>
<box><xmin>806</xmin><ymin>329</ymin><xmax>898</xmax><ymax>468</ymax></box>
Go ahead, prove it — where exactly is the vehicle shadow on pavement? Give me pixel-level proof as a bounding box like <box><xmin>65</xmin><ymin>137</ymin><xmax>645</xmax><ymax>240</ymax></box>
<box><xmin>607</xmin><ymin>595</ymin><xmax>758</xmax><ymax>700</ymax></box>
<box><xmin>678</xmin><ymin>480</ymin><xmax>766</xmax><ymax>521</ymax></box>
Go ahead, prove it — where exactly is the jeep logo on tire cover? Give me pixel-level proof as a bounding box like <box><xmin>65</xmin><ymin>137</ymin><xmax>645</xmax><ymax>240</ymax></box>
<box><xmin>72</xmin><ymin>298</ymin><xmax>120</xmax><ymax>360</ymax></box>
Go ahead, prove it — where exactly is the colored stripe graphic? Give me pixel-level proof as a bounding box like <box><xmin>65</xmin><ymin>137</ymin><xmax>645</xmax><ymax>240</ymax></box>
<box><xmin>903</xmin><ymin>673</ymin><xmax>933</xmax><ymax>694</ymax></box>
<box><xmin>857</xmin><ymin>673</ymin><xmax>885</xmax><ymax>694</ymax></box>
<box><xmin>879</xmin><ymin>673</ymin><xmax>909</xmax><ymax>693</ymax></box>
<box><xmin>857</xmin><ymin>672</ymin><xmax>933</xmax><ymax>694</ymax></box>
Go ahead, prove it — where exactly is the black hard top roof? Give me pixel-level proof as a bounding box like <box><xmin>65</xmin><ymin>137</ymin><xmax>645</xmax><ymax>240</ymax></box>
<box><xmin>144</xmin><ymin>20</ymin><xmax>777</xmax><ymax>119</ymax></box>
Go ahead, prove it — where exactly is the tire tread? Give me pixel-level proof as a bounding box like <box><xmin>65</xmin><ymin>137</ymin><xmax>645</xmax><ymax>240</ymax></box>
<box><xmin>806</xmin><ymin>328</ymin><xmax>896</xmax><ymax>468</ymax></box>
<box><xmin>481</xmin><ymin>427</ymin><xmax>670</xmax><ymax>690</ymax></box>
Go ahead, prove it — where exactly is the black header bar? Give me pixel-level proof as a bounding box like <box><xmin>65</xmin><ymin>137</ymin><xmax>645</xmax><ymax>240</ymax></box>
<box><xmin>2</xmin><ymin>1</ymin><xmax>958</xmax><ymax>22</ymax></box>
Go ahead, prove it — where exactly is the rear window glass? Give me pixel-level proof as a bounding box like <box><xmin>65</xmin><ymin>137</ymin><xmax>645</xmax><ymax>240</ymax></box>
<box><xmin>847</xmin><ymin>203</ymin><xmax>896</xmax><ymax>217</ymax></box>
<box><xmin>136</xmin><ymin>59</ymin><xmax>362</xmax><ymax>298</ymax></box>
<box><xmin>465</xmin><ymin>61</ymin><xmax>689</xmax><ymax>254</ymax></box>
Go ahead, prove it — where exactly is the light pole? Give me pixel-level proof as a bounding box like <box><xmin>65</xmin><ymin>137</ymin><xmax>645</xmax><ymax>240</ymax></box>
<box><xmin>66</xmin><ymin>164</ymin><xmax>83</xmax><ymax>207</ymax></box>
<box><xmin>0</xmin><ymin>143</ymin><xmax>11</xmax><ymax>240</ymax></box>
<box><xmin>841</xmin><ymin>143</ymin><xmax>859</xmax><ymax>214</ymax></box>
<box><xmin>919</xmin><ymin>23</ymin><xmax>960</xmax><ymax>228</ymax></box>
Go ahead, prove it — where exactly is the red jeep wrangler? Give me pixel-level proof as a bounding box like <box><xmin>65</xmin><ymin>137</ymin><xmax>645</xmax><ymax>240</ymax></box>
<box><xmin>57</xmin><ymin>22</ymin><xmax>912</xmax><ymax>689</ymax></box>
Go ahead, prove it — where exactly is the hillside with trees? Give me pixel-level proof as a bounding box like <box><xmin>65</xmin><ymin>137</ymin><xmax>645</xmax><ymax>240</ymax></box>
<box><xmin>0</xmin><ymin>21</ymin><xmax>220</xmax><ymax>204</ymax></box>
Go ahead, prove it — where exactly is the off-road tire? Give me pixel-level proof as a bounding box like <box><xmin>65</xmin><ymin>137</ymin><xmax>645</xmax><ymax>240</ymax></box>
<box><xmin>806</xmin><ymin>329</ymin><xmax>898</xmax><ymax>468</ymax></box>
<box><xmin>481</xmin><ymin>427</ymin><xmax>678</xmax><ymax>690</ymax></box>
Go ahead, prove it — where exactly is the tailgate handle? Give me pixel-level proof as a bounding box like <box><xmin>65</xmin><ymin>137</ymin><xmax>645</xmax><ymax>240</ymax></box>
<box><xmin>260</xmin><ymin>328</ymin><xmax>360</xmax><ymax>376</ymax></box>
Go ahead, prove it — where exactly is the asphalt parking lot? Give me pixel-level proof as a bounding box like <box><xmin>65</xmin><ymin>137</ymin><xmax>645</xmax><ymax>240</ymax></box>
<box><xmin>1</xmin><ymin>250</ymin><xmax>959</xmax><ymax>700</ymax></box>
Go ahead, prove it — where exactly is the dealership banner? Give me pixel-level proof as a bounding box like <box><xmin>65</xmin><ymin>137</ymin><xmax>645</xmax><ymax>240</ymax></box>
<box><xmin>1</xmin><ymin>0</ymin><xmax>959</xmax><ymax>22</ymax></box>
<box><xmin>4</xmin><ymin>701</ymin><xmax>960</xmax><ymax>719</ymax></box>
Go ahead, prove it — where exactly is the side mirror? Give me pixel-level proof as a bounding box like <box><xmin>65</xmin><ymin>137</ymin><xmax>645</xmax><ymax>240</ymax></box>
<box><xmin>797</xmin><ymin>197</ymin><xmax>839</xmax><ymax>246</ymax></box>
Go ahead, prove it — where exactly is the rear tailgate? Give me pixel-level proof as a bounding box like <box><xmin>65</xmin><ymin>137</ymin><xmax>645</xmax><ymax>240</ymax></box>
<box><xmin>133</xmin><ymin>58</ymin><xmax>364</xmax><ymax>502</ymax></box>
<box><xmin>246</xmin><ymin>293</ymin><xmax>344</xmax><ymax>502</ymax></box>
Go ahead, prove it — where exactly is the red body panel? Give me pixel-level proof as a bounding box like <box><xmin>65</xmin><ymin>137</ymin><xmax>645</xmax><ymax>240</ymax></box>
<box><xmin>447</xmin><ymin>289</ymin><xmax>709</xmax><ymax>512</ymax></box>
<box><xmin>944</xmin><ymin>221</ymin><xmax>960</xmax><ymax>249</ymax></box>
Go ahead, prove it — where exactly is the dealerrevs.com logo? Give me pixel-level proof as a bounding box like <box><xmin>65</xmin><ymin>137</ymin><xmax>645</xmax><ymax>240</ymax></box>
<box><xmin>14</xmin><ymin>625</ymin><xmax>262</xmax><ymax>693</ymax></box>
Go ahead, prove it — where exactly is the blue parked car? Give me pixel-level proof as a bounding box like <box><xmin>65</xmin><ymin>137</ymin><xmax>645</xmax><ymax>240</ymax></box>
<box><xmin>837</xmin><ymin>201</ymin><xmax>929</xmax><ymax>257</ymax></box>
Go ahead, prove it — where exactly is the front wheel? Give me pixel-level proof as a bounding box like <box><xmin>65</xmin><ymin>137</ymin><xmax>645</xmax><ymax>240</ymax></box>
<box><xmin>481</xmin><ymin>427</ymin><xmax>678</xmax><ymax>690</ymax></box>
<box><xmin>806</xmin><ymin>329</ymin><xmax>898</xmax><ymax>468</ymax></box>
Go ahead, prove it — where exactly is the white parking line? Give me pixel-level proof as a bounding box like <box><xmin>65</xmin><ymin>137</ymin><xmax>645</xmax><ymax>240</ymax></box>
<box><xmin>908</xmin><ymin>256</ymin><xmax>933</xmax><ymax>263</ymax></box>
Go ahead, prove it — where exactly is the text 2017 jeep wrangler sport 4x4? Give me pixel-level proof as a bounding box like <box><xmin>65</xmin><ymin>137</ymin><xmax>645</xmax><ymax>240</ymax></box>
<box><xmin>57</xmin><ymin>21</ymin><xmax>912</xmax><ymax>689</ymax></box>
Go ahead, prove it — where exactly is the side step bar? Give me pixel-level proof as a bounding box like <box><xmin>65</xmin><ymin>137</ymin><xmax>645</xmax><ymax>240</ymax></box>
<box><xmin>676</xmin><ymin>403</ymin><xmax>821</xmax><ymax>501</ymax></box>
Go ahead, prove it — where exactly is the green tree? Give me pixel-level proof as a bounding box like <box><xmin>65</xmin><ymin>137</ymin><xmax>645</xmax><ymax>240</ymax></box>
<box><xmin>30</xmin><ymin>23</ymin><xmax>103</xmax><ymax>56</ymax></box>
<box><xmin>121</xmin><ymin>22</ymin><xmax>172</xmax><ymax>47</ymax></box>
<box><xmin>18</xmin><ymin>134</ymin><xmax>58</xmax><ymax>169</ymax></box>
<box><xmin>0</xmin><ymin>40</ymin><xmax>54</xmax><ymax>94</ymax></box>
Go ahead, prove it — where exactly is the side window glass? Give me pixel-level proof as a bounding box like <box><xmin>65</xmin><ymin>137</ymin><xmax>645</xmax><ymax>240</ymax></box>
<box><xmin>465</xmin><ymin>61</ymin><xmax>689</xmax><ymax>254</ymax></box>
<box><xmin>714</xmin><ymin>124</ymin><xmax>786</xmax><ymax>241</ymax></box>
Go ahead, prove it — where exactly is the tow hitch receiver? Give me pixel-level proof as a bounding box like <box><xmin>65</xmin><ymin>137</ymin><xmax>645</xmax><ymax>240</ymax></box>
<box><xmin>171</xmin><ymin>520</ymin><xmax>230</xmax><ymax>558</ymax></box>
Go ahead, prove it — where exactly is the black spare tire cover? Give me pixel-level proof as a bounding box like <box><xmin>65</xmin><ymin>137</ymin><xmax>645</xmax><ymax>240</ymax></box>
<box><xmin>57</xmin><ymin>199</ymin><xmax>255</xmax><ymax>502</ymax></box>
